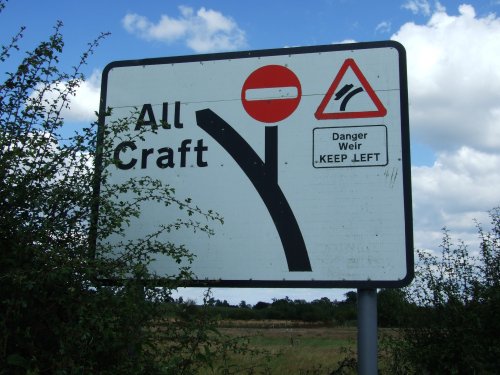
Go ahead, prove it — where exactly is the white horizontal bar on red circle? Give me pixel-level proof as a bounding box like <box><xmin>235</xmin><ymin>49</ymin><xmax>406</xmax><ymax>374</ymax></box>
<box><xmin>244</xmin><ymin>86</ymin><xmax>299</xmax><ymax>101</ymax></box>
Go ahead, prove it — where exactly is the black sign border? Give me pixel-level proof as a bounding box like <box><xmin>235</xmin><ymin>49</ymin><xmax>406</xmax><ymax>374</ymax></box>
<box><xmin>91</xmin><ymin>40</ymin><xmax>413</xmax><ymax>289</ymax></box>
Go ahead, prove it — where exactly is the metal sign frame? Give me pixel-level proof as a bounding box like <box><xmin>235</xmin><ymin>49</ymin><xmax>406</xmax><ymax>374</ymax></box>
<box><xmin>92</xmin><ymin>41</ymin><xmax>413</xmax><ymax>288</ymax></box>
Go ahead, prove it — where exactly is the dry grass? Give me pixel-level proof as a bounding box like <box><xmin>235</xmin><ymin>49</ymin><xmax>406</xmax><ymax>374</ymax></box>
<box><xmin>200</xmin><ymin>324</ymin><xmax>359</xmax><ymax>374</ymax></box>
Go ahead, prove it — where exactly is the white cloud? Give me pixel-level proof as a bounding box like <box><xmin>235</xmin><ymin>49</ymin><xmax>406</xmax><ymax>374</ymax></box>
<box><xmin>122</xmin><ymin>6</ymin><xmax>247</xmax><ymax>53</ymax></box>
<box><xmin>375</xmin><ymin>21</ymin><xmax>391</xmax><ymax>33</ymax></box>
<box><xmin>412</xmin><ymin>147</ymin><xmax>499</xmax><ymax>249</ymax></box>
<box><xmin>63</xmin><ymin>70</ymin><xmax>101</xmax><ymax>122</ymax></box>
<box><xmin>122</xmin><ymin>12</ymin><xmax>187</xmax><ymax>42</ymax></box>
<box><xmin>28</xmin><ymin>70</ymin><xmax>101</xmax><ymax>123</ymax></box>
<box><xmin>392</xmin><ymin>4</ymin><xmax>500</xmax><ymax>153</ymax></box>
<box><xmin>337</xmin><ymin>39</ymin><xmax>357</xmax><ymax>44</ymax></box>
<box><xmin>390</xmin><ymin>4</ymin><xmax>500</xmax><ymax>253</ymax></box>
<box><xmin>402</xmin><ymin>0</ymin><xmax>432</xmax><ymax>16</ymax></box>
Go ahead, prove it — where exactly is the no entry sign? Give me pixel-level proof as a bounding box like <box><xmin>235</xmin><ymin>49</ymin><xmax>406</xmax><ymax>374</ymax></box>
<box><xmin>95</xmin><ymin>41</ymin><xmax>413</xmax><ymax>288</ymax></box>
<box><xmin>241</xmin><ymin>65</ymin><xmax>302</xmax><ymax>123</ymax></box>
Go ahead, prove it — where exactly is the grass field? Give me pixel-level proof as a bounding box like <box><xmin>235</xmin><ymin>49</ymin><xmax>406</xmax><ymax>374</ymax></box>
<box><xmin>200</xmin><ymin>322</ymin><xmax>360</xmax><ymax>374</ymax></box>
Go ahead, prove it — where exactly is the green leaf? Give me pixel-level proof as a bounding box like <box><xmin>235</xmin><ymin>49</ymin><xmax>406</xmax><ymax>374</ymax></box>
<box><xmin>6</xmin><ymin>354</ymin><xmax>30</xmax><ymax>369</ymax></box>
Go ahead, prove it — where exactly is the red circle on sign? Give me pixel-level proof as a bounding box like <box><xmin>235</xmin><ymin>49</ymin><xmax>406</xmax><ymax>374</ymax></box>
<box><xmin>241</xmin><ymin>65</ymin><xmax>301</xmax><ymax>123</ymax></box>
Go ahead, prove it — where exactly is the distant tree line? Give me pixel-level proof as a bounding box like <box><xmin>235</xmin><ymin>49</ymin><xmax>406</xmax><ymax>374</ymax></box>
<box><xmin>206</xmin><ymin>294</ymin><xmax>357</xmax><ymax>325</ymax></box>
<box><xmin>174</xmin><ymin>289</ymin><xmax>409</xmax><ymax>327</ymax></box>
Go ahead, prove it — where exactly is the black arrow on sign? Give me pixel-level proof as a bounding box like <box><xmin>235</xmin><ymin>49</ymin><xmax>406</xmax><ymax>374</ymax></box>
<box><xmin>196</xmin><ymin>109</ymin><xmax>312</xmax><ymax>272</ymax></box>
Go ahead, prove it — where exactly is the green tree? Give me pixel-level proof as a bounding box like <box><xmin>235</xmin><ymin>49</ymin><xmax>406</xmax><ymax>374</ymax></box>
<box><xmin>0</xmin><ymin>7</ymin><xmax>269</xmax><ymax>374</ymax></box>
<box><xmin>333</xmin><ymin>292</ymin><xmax>357</xmax><ymax>325</ymax></box>
<box><xmin>377</xmin><ymin>288</ymin><xmax>412</xmax><ymax>327</ymax></box>
<box><xmin>384</xmin><ymin>207</ymin><xmax>500</xmax><ymax>374</ymax></box>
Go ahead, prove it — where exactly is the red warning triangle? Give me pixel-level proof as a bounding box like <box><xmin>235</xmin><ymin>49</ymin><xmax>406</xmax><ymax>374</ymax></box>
<box><xmin>315</xmin><ymin>58</ymin><xmax>387</xmax><ymax>120</ymax></box>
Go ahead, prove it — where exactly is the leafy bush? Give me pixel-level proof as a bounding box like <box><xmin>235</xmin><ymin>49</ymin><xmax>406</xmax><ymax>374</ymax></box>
<box><xmin>0</xmin><ymin>6</ymin><xmax>268</xmax><ymax>374</ymax></box>
<box><xmin>383</xmin><ymin>207</ymin><xmax>500</xmax><ymax>374</ymax></box>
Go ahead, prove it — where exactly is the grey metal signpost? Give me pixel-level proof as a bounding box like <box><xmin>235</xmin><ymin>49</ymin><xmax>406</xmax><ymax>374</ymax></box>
<box><xmin>358</xmin><ymin>288</ymin><xmax>378</xmax><ymax>374</ymax></box>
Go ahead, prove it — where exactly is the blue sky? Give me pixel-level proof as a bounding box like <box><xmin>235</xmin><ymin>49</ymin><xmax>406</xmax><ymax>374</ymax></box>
<box><xmin>3</xmin><ymin>0</ymin><xmax>500</xmax><ymax>304</ymax></box>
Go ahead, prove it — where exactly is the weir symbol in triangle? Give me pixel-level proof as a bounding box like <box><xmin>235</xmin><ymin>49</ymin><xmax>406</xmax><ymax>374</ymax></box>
<box><xmin>315</xmin><ymin>58</ymin><xmax>387</xmax><ymax>120</ymax></box>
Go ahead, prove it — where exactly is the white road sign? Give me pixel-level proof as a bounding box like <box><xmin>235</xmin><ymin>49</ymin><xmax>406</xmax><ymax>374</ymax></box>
<box><xmin>95</xmin><ymin>41</ymin><xmax>413</xmax><ymax>288</ymax></box>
